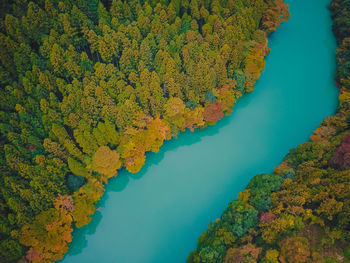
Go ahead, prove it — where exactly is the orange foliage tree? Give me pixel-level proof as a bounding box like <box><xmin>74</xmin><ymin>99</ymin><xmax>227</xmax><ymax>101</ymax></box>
<box><xmin>279</xmin><ymin>236</ymin><xmax>311</xmax><ymax>263</ymax></box>
<box><xmin>262</xmin><ymin>0</ymin><xmax>290</xmax><ymax>33</ymax></box>
<box><xmin>203</xmin><ymin>102</ymin><xmax>224</xmax><ymax>123</ymax></box>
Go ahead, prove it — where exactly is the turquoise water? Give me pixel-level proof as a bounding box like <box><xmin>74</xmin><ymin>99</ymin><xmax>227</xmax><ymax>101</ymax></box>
<box><xmin>61</xmin><ymin>0</ymin><xmax>338</xmax><ymax>262</ymax></box>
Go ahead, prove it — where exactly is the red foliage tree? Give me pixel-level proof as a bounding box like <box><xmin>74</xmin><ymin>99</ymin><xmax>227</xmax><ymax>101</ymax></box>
<box><xmin>259</xmin><ymin>211</ymin><xmax>276</xmax><ymax>224</ymax></box>
<box><xmin>26</xmin><ymin>248</ymin><xmax>42</xmax><ymax>261</ymax></box>
<box><xmin>330</xmin><ymin>133</ymin><xmax>350</xmax><ymax>169</ymax></box>
<box><xmin>29</xmin><ymin>145</ymin><xmax>36</xmax><ymax>151</ymax></box>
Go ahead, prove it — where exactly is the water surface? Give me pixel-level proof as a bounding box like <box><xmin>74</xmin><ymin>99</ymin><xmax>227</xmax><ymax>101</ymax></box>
<box><xmin>61</xmin><ymin>0</ymin><xmax>338</xmax><ymax>262</ymax></box>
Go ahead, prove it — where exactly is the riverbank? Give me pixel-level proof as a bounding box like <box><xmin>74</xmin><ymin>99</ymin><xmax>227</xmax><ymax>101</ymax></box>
<box><xmin>0</xmin><ymin>1</ymin><xmax>289</xmax><ymax>262</ymax></box>
<box><xmin>188</xmin><ymin>0</ymin><xmax>350</xmax><ymax>262</ymax></box>
<box><xmin>60</xmin><ymin>0</ymin><xmax>339</xmax><ymax>262</ymax></box>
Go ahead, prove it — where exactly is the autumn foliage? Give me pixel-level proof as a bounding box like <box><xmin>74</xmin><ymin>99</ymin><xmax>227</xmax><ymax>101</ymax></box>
<box><xmin>262</xmin><ymin>0</ymin><xmax>290</xmax><ymax>33</ymax></box>
<box><xmin>91</xmin><ymin>146</ymin><xmax>122</xmax><ymax>179</ymax></box>
<box><xmin>279</xmin><ymin>237</ymin><xmax>311</xmax><ymax>263</ymax></box>
<box><xmin>204</xmin><ymin>102</ymin><xmax>225</xmax><ymax>123</ymax></box>
<box><xmin>0</xmin><ymin>0</ymin><xmax>291</xmax><ymax>261</ymax></box>
<box><xmin>188</xmin><ymin>1</ymin><xmax>350</xmax><ymax>262</ymax></box>
<box><xmin>20</xmin><ymin>209</ymin><xmax>73</xmax><ymax>263</ymax></box>
<box><xmin>330</xmin><ymin>133</ymin><xmax>350</xmax><ymax>170</ymax></box>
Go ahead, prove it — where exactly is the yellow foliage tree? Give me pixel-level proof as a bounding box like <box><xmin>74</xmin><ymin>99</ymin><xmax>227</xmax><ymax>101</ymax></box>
<box><xmin>91</xmin><ymin>146</ymin><xmax>122</xmax><ymax>179</ymax></box>
<box><xmin>72</xmin><ymin>179</ymin><xmax>104</xmax><ymax>228</ymax></box>
<box><xmin>19</xmin><ymin>208</ymin><xmax>73</xmax><ymax>263</ymax></box>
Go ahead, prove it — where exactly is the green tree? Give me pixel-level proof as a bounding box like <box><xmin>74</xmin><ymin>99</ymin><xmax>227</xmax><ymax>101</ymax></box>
<box><xmin>67</xmin><ymin>174</ymin><xmax>86</xmax><ymax>192</ymax></box>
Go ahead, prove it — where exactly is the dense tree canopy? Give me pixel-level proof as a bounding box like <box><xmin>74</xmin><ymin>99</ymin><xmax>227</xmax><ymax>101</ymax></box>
<box><xmin>0</xmin><ymin>0</ymin><xmax>289</xmax><ymax>262</ymax></box>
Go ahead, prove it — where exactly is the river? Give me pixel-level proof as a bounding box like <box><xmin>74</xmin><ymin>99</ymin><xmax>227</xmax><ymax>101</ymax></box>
<box><xmin>60</xmin><ymin>0</ymin><xmax>338</xmax><ymax>262</ymax></box>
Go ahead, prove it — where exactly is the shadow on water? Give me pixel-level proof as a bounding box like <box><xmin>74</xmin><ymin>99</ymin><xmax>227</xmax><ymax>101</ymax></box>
<box><xmin>68</xmin><ymin>211</ymin><xmax>103</xmax><ymax>255</ymax></box>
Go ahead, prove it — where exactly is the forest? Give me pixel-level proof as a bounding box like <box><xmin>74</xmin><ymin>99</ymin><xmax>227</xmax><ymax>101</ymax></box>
<box><xmin>187</xmin><ymin>0</ymin><xmax>350</xmax><ymax>262</ymax></box>
<box><xmin>0</xmin><ymin>0</ymin><xmax>290</xmax><ymax>262</ymax></box>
